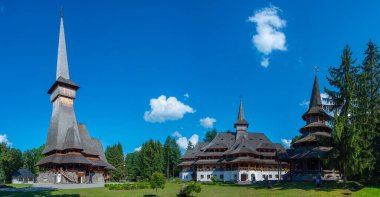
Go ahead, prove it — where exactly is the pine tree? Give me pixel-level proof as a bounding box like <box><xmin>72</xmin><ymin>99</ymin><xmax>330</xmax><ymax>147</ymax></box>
<box><xmin>203</xmin><ymin>128</ymin><xmax>218</xmax><ymax>142</ymax></box>
<box><xmin>125</xmin><ymin>151</ymin><xmax>141</xmax><ymax>181</ymax></box>
<box><xmin>105</xmin><ymin>142</ymin><xmax>126</xmax><ymax>182</ymax></box>
<box><xmin>170</xmin><ymin>137</ymin><xmax>181</xmax><ymax>177</ymax></box>
<box><xmin>187</xmin><ymin>141</ymin><xmax>194</xmax><ymax>150</ymax></box>
<box><xmin>140</xmin><ymin>140</ymin><xmax>164</xmax><ymax>178</ymax></box>
<box><xmin>325</xmin><ymin>45</ymin><xmax>361</xmax><ymax>186</ymax></box>
<box><xmin>163</xmin><ymin>136</ymin><xmax>181</xmax><ymax>178</ymax></box>
<box><xmin>356</xmin><ymin>40</ymin><xmax>380</xmax><ymax>181</ymax></box>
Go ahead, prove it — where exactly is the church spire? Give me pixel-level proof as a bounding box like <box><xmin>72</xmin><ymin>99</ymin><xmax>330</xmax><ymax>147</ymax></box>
<box><xmin>309</xmin><ymin>75</ymin><xmax>322</xmax><ymax>109</ymax></box>
<box><xmin>56</xmin><ymin>7</ymin><xmax>70</xmax><ymax>80</ymax></box>
<box><xmin>237</xmin><ymin>98</ymin><xmax>246</xmax><ymax>123</ymax></box>
<box><xmin>234</xmin><ymin>98</ymin><xmax>249</xmax><ymax>137</ymax></box>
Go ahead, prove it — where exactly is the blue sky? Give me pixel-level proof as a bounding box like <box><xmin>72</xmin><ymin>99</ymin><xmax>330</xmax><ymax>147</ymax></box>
<box><xmin>0</xmin><ymin>0</ymin><xmax>380</xmax><ymax>153</ymax></box>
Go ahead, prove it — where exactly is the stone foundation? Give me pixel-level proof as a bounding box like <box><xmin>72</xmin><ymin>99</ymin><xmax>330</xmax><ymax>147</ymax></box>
<box><xmin>37</xmin><ymin>171</ymin><xmax>106</xmax><ymax>184</ymax></box>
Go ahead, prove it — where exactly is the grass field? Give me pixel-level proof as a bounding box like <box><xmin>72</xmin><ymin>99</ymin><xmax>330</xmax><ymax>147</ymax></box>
<box><xmin>0</xmin><ymin>182</ymin><xmax>379</xmax><ymax>197</ymax></box>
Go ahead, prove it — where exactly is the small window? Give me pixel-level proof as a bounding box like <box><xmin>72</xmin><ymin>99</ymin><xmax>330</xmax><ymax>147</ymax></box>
<box><xmin>201</xmin><ymin>175</ymin><xmax>204</xmax><ymax>179</ymax></box>
<box><xmin>269</xmin><ymin>175</ymin><xmax>272</xmax><ymax>178</ymax></box>
<box><xmin>262</xmin><ymin>175</ymin><xmax>265</xmax><ymax>178</ymax></box>
<box><xmin>275</xmin><ymin>175</ymin><xmax>279</xmax><ymax>178</ymax></box>
<box><xmin>220</xmin><ymin>174</ymin><xmax>224</xmax><ymax>179</ymax></box>
<box><xmin>207</xmin><ymin>175</ymin><xmax>211</xmax><ymax>179</ymax></box>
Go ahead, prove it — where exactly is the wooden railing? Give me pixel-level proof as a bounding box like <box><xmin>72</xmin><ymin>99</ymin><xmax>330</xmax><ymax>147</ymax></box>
<box><xmin>59</xmin><ymin>169</ymin><xmax>77</xmax><ymax>183</ymax></box>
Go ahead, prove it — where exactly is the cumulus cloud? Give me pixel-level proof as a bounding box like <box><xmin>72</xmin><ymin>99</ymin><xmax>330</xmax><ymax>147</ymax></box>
<box><xmin>134</xmin><ymin>146</ymin><xmax>142</xmax><ymax>152</ymax></box>
<box><xmin>281</xmin><ymin>139</ymin><xmax>291</xmax><ymax>148</ymax></box>
<box><xmin>199</xmin><ymin>117</ymin><xmax>217</xmax><ymax>129</ymax></box>
<box><xmin>248</xmin><ymin>5</ymin><xmax>287</xmax><ymax>68</ymax></box>
<box><xmin>172</xmin><ymin>131</ymin><xmax>199</xmax><ymax>150</ymax></box>
<box><xmin>261</xmin><ymin>57</ymin><xmax>269</xmax><ymax>68</ymax></box>
<box><xmin>172</xmin><ymin>131</ymin><xmax>182</xmax><ymax>138</ymax></box>
<box><xmin>184</xmin><ymin>93</ymin><xmax>190</xmax><ymax>99</ymax></box>
<box><xmin>144</xmin><ymin>95</ymin><xmax>195</xmax><ymax>123</ymax></box>
<box><xmin>299</xmin><ymin>100</ymin><xmax>310</xmax><ymax>108</ymax></box>
<box><xmin>0</xmin><ymin>134</ymin><xmax>11</xmax><ymax>145</ymax></box>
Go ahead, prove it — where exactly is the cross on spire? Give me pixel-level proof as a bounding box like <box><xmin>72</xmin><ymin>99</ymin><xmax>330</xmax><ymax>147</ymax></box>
<box><xmin>314</xmin><ymin>65</ymin><xmax>319</xmax><ymax>76</ymax></box>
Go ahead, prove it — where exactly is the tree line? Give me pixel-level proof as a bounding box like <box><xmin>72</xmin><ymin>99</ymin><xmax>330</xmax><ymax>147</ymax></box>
<box><xmin>105</xmin><ymin>129</ymin><xmax>220</xmax><ymax>182</ymax></box>
<box><xmin>0</xmin><ymin>144</ymin><xmax>44</xmax><ymax>183</ymax></box>
<box><xmin>105</xmin><ymin>136</ymin><xmax>182</xmax><ymax>181</ymax></box>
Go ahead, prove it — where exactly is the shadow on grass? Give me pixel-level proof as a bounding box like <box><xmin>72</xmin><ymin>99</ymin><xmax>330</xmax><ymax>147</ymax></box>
<box><xmin>0</xmin><ymin>191</ymin><xmax>80</xmax><ymax>197</ymax></box>
<box><xmin>217</xmin><ymin>181</ymin><xmax>361</xmax><ymax>193</ymax></box>
<box><xmin>143</xmin><ymin>195</ymin><xmax>158</xmax><ymax>197</ymax></box>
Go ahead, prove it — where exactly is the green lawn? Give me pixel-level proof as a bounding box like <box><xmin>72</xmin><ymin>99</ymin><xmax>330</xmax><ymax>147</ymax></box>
<box><xmin>5</xmin><ymin>184</ymin><xmax>32</xmax><ymax>188</ymax></box>
<box><xmin>0</xmin><ymin>182</ymin><xmax>379</xmax><ymax>197</ymax></box>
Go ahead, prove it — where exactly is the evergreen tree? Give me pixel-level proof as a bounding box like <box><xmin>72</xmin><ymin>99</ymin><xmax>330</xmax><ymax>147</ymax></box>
<box><xmin>140</xmin><ymin>140</ymin><xmax>164</xmax><ymax>178</ymax></box>
<box><xmin>170</xmin><ymin>137</ymin><xmax>181</xmax><ymax>177</ymax></box>
<box><xmin>187</xmin><ymin>141</ymin><xmax>194</xmax><ymax>150</ymax></box>
<box><xmin>105</xmin><ymin>142</ymin><xmax>126</xmax><ymax>182</ymax></box>
<box><xmin>125</xmin><ymin>151</ymin><xmax>141</xmax><ymax>181</ymax></box>
<box><xmin>356</xmin><ymin>40</ymin><xmax>380</xmax><ymax>181</ymax></box>
<box><xmin>203</xmin><ymin>128</ymin><xmax>218</xmax><ymax>142</ymax></box>
<box><xmin>22</xmin><ymin>144</ymin><xmax>45</xmax><ymax>175</ymax></box>
<box><xmin>325</xmin><ymin>45</ymin><xmax>361</xmax><ymax>186</ymax></box>
<box><xmin>163</xmin><ymin>136</ymin><xmax>181</xmax><ymax>178</ymax></box>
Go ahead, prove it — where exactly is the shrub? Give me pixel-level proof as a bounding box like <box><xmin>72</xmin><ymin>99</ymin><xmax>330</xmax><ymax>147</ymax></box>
<box><xmin>167</xmin><ymin>177</ymin><xmax>183</xmax><ymax>183</ymax></box>
<box><xmin>150</xmin><ymin>172</ymin><xmax>166</xmax><ymax>195</ymax></box>
<box><xmin>136</xmin><ymin>181</ymin><xmax>149</xmax><ymax>189</ymax></box>
<box><xmin>211</xmin><ymin>175</ymin><xmax>218</xmax><ymax>182</ymax></box>
<box><xmin>177</xmin><ymin>183</ymin><xmax>202</xmax><ymax>197</ymax></box>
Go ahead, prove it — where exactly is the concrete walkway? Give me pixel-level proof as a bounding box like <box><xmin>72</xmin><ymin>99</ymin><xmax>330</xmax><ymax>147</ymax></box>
<box><xmin>32</xmin><ymin>183</ymin><xmax>104</xmax><ymax>190</ymax></box>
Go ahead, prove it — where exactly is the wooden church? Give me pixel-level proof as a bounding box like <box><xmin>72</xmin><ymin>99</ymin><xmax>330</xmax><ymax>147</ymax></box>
<box><xmin>36</xmin><ymin>11</ymin><xmax>114</xmax><ymax>184</ymax></box>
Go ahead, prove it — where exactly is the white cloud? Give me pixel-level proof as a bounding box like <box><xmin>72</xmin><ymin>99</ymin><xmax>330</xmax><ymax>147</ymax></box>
<box><xmin>184</xmin><ymin>93</ymin><xmax>190</xmax><ymax>99</ymax></box>
<box><xmin>299</xmin><ymin>100</ymin><xmax>310</xmax><ymax>108</ymax></box>
<box><xmin>172</xmin><ymin>131</ymin><xmax>182</xmax><ymax>138</ymax></box>
<box><xmin>261</xmin><ymin>57</ymin><xmax>269</xmax><ymax>68</ymax></box>
<box><xmin>134</xmin><ymin>146</ymin><xmax>142</xmax><ymax>152</ymax></box>
<box><xmin>172</xmin><ymin>131</ymin><xmax>199</xmax><ymax>150</ymax></box>
<box><xmin>144</xmin><ymin>95</ymin><xmax>195</xmax><ymax>123</ymax></box>
<box><xmin>0</xmin><ymin>134</ymin><xmax>11</xmax><ymax>146</ymax></box>
<box><xmin>281</xmin><ymin>139</ymin><xmax>291</xmax><ymax>148</ymax></box>
<box><xmin>248</xmin><ymin>5</ymin><xmax>287</xmax><ymax>68</ymax></box>
<box><xmin>200</xmin><ymin>117</ymin><xmax>217</xmax><ymax>129</ymax></box>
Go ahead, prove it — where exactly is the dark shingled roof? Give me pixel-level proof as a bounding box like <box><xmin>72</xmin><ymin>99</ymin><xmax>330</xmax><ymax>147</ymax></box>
<box><xmin>195</xmin><ymin>159</ymin><xmax>221</xmax><ymax>165</ymax></box>
<box><xmin>293</xmin><ymin>132</ymin><xmax>332</xmax><ymax>146</ymax></box>
<box><xmin>299</xmin><ymin>122</ymin><xmax>332</xmax><ymax>133</ymax></box>
<box><xmin>47</xmin><ymin>76</ymin><xmax>79</xmax><ymax>94</ymax></box>
<box><xmin>37</xmin><ymin>153</ymin><xmax>92</xmax><ymax>165</ymax></box>
<box><xmin>181</xmin><ymin>132</ymin><xmax>283</xmax><ymax>159</ymax></box>
<box><xmin>282</xmin><ymin>146</ymin><xmax>332</xmax><ymax>160</ymax></box>
<box><xmin>181</xmin><ymin>142</ymin><xmax>210</xmax><ymax>159</ymax></box>
<box><xmin>301</xmin><ymin>76</ymin><xmax>330</xmax><ymax>120</ymax></box>
<box><xmin>42</xmin><ymin>105</ymin><xmax>83</xmax><ymax>155</ymax></box>
<box><xmin>12</xmin><ymin>169</ymin><xmax>36</xmax><ymax>178</ymax></box>
<box><xmin>178</xmin><ymin>161</ymin><xmax>195</xmax><ymax>166</ymax></box>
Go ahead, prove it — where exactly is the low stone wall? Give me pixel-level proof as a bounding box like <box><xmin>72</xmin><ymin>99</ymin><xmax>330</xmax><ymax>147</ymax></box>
<box><xmin>37</xmin><ymin>171</ymin><xmax>106</xmax><ymax>184</ymax></box>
